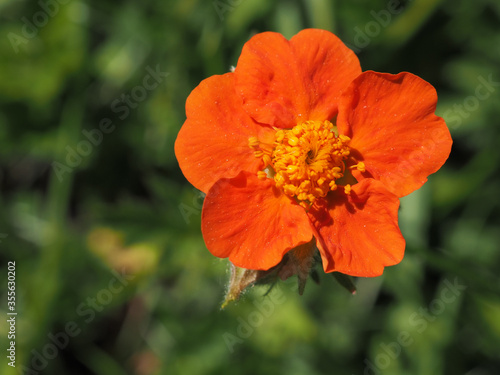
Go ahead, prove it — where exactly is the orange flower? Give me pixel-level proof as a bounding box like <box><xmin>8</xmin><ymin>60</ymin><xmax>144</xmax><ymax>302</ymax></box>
<box><xmin>175</xmin><ymin>29</ymin><xmax>452</xmax><ymax>281</ymax></box>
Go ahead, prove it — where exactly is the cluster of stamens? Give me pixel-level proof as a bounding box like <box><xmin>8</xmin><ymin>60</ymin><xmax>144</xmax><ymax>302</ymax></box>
<box><xmin>249</xmin><ymin>120</ymin><xmax>364</xmax><ymax>208</ymax></box>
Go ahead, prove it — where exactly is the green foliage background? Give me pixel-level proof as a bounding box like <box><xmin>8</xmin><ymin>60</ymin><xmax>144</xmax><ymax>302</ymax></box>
<box><xmin>1</xmin><ymin>0</ymin><xmax>500</xmax><ymax>374</ymax></box>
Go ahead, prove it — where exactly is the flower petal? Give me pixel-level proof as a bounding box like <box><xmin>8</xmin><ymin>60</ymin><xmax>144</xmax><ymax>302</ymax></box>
<box><xmin>202</xmin><ymin>171</ymin><xmax>313</xmax><ymax>270</ymax></box>
<box><xmin>308</xmin><ymin>179</ymin><xmax>405</xmax><ymax>277</ymax></box>
<box><xmin>338</xmin><ymin>71</ymin><xmax>453</xmax><ymax>197</ymax></box>
<box><xmin>175</xmin><ymin>73</ymin><xmax>274</xmax><ymax>193</ymax></box>
<box><xmin>235</xmin><ymin>29</ymin><xmax>361</xmax><ymax>128</ymax></box>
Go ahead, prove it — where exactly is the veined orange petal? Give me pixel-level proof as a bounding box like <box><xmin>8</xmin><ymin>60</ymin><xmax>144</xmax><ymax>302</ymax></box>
<box><xmin>337</xmin><ymin>71</ymin><xmax>452</xmax><ymax>197</ymax></box>
<box><xmin>308</xmin><ymin>179</ymin><xmax>405</xmax><ymax>277</ymax></box>
<box><xmin>175</xmin><ymin>73</ymin><xmax>274</xmax><ymax>193</ymax></box>
<box><xmin>235</xmin><ymin>29</ymin><xmax>361</xmax><ymax>128</ymax></box>
<box><xmin>202</xmin><ymin>171</ymin><xmax>313</xmax><ymax>270</ymax></box>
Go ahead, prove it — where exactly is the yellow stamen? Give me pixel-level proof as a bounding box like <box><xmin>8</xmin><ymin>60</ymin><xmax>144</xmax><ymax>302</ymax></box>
<box><xmin>349</xmin><ymin>161</ymin><xmax>366</xmax><ymax>173</ymax></box>
<box><xmin>252</xmin><ymin>120</ymin><xmax>353</xmax><ymax>206</ymax></box>
<box><xmin>249</xmin><ymin>120</ymin><xmax>358</xmax><ymax>205</ymax></box>
<box><xmin>248</xmin><ymin>136</ymin><xmax>260</xmax><ymax>148</ymax></box>
<box><xmin>288</xmin><ymin>136</ymin><xmax>299</xmax><ymax>146</ymax></box>
<box><xmin>254</xmin><ymin>150</ymin><xmax>264</xmax><ymax>158</ymax></box>
<box><xmin>262</xmin><ymin>154</ymin><xmax>272</xmax><ymax>167</ymax></box>
<box><xmin>257</xmin><ymin>171</ymin><xmax>268</xmax><ymax>180</ymax></box>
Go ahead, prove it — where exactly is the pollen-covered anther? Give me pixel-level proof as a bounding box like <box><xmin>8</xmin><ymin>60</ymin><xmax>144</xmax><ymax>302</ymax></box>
<box><xmin>262</xmin><ymin>154</ymin><xmax>272</xmax><ymax>167</ymax></box>
<box><xmin>350</xmin><ymin>161</ymin><xmax>366</xmax><ymax>172</ymax></box>
<box><xmin>268</xmin><ymin>120</ymin><xmax>352</xmax><ymax>206</ymax></box>
<box><xmin>257</xmin><ymin>171</ymin><xmax>268</xmax><ymax>180</ymax></box>
<box><xmin>248</xmin><ymin>136</ymin><xmax>260</xmax><ymax>148</ymax></box>
<box><xmin>248</xmin><ymin>135</ymin><xmax>273</xmax><ymax>172</ymax></box>
<box><xmin>253</xmin><ymin>150</ymin><xmax>264</xmax><ymax>158</ymax></box>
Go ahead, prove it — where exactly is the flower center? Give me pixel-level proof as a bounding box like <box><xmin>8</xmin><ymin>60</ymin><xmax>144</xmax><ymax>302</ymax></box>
<box><xmin>250</xmin><ymin>120</ymin><xmax>354</xmax><ymax>208</ymax></box>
